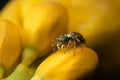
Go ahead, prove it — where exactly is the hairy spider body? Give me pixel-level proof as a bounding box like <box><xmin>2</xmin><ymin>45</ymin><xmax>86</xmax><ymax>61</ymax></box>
<box><xmin>52</xmin><ymin>32</ymin><xmax>86</xmax><ymax>51</ymax></box>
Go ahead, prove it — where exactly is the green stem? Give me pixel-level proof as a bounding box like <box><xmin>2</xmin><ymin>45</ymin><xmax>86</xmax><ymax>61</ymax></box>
<box><xmin>0</xmin><ymin>65</ymin><xmax>6</xmax><ymax>78</ymax></box>
<box><xmin>5</xmin><ymin>58</ymin><xmax>41</xmax><ymax>80</ymax></box>
<box><xmin>5</xmin><ymin>64</ymin><xmax>33</xmax><ymax>80</ymax></box>
<box><xmin>22</xmin><ymin>46</ymin><xmax>40</xmax><ymax>67</ymax></box>
<box><xmin>31</xmin><ymin>74</ymin><xmax>43</xmax><ymax>80</ymax></box>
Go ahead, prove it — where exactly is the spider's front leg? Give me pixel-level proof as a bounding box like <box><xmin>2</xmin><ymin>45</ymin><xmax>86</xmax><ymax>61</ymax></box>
<box><xmin>56</xmin><ymin>43</ymin><xmax>61</xmax><ymax>50</ymax></box>
<box><xmin>56</xmin><ymin>42</ymin><xmax>65</xmax><ymax>50</ymax></box>
<box><xmin>52</xmin><ymin>40</ymin><xmax>57</xmax><ymax>51</ymax></box>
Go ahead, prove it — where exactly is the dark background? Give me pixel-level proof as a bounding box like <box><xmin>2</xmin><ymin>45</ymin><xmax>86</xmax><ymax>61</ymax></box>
<box><xmin>0</xmin><ymin>0</ymin><xmax>9</xmax><ymax>10</ymax></box>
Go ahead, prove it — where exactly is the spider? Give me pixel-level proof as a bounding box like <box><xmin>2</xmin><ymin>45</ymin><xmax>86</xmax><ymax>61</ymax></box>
<box><xmin>52</xmin><ymin>32</ymin><xmax>86</xmax><ymax>53</ymax></box>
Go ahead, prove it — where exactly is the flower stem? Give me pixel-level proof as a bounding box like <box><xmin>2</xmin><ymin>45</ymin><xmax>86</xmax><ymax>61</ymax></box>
<box><xmin>31</xmin><ymin>74</ymin><xmax>43</xmax><ymax>80</ymax></box>
<box><xmin>22</xmin><ymin>46</ymin><xmax>40</xmax><ymax>66</ymax></box>
<box><xmin>5</xmin><ymin>58</ymin><xmax>41</xmax><ymax>80</ymax></box>
<box><xmin>5</xmin><ymin>64</ymin><xmax>32</xmax><ymax>80</ymax></box>
<box><xmin>0</xmin><ymin>65</ymin><xmax>6</xmax><ymax>78</ymax></box>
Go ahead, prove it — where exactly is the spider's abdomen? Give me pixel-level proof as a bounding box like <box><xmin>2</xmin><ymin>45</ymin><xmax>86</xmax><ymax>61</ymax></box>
<box><xmin>67</xmin><ymin>32</ymin><xmax>86</xmax><ymax>44</ymax></box>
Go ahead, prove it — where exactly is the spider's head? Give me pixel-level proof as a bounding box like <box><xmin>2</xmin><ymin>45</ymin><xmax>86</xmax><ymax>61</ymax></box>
<box><xmin>57</xmin><ymin>35</ymin><xmax>69</xmax><ymax>43</ymax></box>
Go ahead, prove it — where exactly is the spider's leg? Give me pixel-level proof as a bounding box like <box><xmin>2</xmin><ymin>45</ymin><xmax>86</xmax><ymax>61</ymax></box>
<box><xmin>67</xmin><ymin>40</ymin><xmax>72</xmax><ymax>49</ymax></box>
<box><xmin>52</xmin><ymin>40</ymin><xmax>57</xmax><ymax>51</ymax></box>
<box><xmin>73</xmin><ymin>41</ymin><xmax>77</xmax><ymax>56</ymax></box>
<box><xmin>76</xmin><ymin>38</ymin><xmax>80</xmax><ymax>43</ymax></box>
<box><xmin>63</xmin><ymin>40</ymin><xmax>72</xmax><ymax>53</ymax></box>
<box><xmin>61</xmin><ymin>44</ymin><xmax>65</xmax><ymax>49</ymax></box>
<box><xmin>76</xmin><ymin>38</ymin><xmax>84</xmax><ymax>50</ymax></box>
<box><xmin>57</xmin><ymin>43</ymin><xmax>61</xmax><ymax>50</ymax></box>
<box><xmin>60</xmin><ymin>44</ymin><xmax>67</xmax><ymax>54</ymax></box>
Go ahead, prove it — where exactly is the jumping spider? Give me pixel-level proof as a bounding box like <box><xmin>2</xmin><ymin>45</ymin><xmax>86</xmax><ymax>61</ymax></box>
<box><xmin>52</xmin><ymin>32</ymin><xmax>86</xmax><ymax>55</ymax></box>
